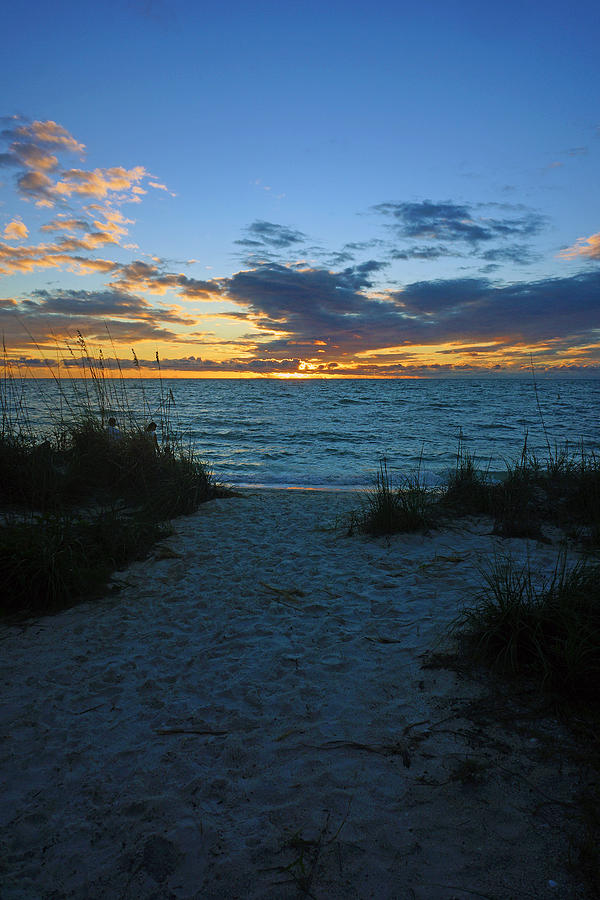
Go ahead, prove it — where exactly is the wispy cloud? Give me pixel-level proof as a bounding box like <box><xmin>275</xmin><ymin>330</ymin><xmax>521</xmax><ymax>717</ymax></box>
<box><xmin>0</xmin><ymin>119</ymin><xmax>84</xmax><ymax>172</ymax></box>
<box><xmin>374</xmin><ymin>200</ymin><xmax>545</xmax><ymax>247</ymax></box>
<box><xmin>558</xmin><ymin>231</ymin><xmax>600</xmax><ymax>260</ymax></box>
<box><xmin>234</xmin><ymin>220</ymin><xmax>311</xmax><ymax>264</ymax></box>
<box><xmin>0</xmin><ymin>119</ymin><xmax>176</xmax><ymax>281</ymax></box>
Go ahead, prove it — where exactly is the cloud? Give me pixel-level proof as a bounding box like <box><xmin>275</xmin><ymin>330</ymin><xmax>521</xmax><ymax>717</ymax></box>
<box><xmin>394</xmin><ymin>277</ymin><xmax>489</xmax><ymax>316</ymax></box>
<box><xmin>3</xmin><ymin>262</ymin><xmax>599</xmax><ymax>375</ymax></box>
<box><xmin>390</xmin><ymin>271</ymin><xmax>600</xmax><ymax>344</ymax></box>
<box><xmin>1</xmin><ymin>119</ymin><xmax>597</xmax><ymax>376</ymax></box>
<box><xmin>0</xmin><ymin>229</ymin><xmax>219</xmax><ymax>301</ymax></box>
<box><xmin>110</xmin><ymin>260</ymin><xmax>217</xmax><ymax>300</ymax></box>
<box><xmin>0</xmin><ymin>119</ymin><xmax>84</xmax><ymax>173</ymax></box>
<box><xmin>219</xmin><ymin>262</ymin><xmax>600</xmax><ymax>361</ymax></box>
<box><xmin>0</xmin><ymin>237</ymin><xmax>121</xmax><ymax>275</ymax></box>
<box><xmin>391</xmin><ymin>245</ymin><xmax>454</xmax><ymax>261</ymax></box>
<box><xmin>26</xmin><ymin>288</ymin><xmax>194</xmax><ymax>324</ymax></box>
<box><xmin>0</xmin><ymin>286</ymin><xmax>196</xmax><ymax>347</ymax></box>
<box><xmin>221</xmin><ymin>261</ymin><xmax>419</xmax><ymax>359</ymax></box>
<box><xmin>13</xmin><ymin>120</ymin><xmax>85</xmax><ymax>153</ymax></box>
<box><xmin>479</xmin><ymin>244</ymin><xmax>538</xmax><ymax>265</ymax></box>
<box><xmin>14</xmin><ymin>351</ymin><xmax>594</xmax><ymax>378</ymax></box>
<box><xmin>558</xmin><ymin>232</ymin><xmax>600</xmax><ymax>260</ymax></box>
<box><xmin>50</xmin><ymin>165</ymin><xmax>148</xmax><ymax>202</ymax></box>
<box><xmin>235</xmin><ymin>220</ymin><xmax>308</xmax><ymax>254</ymax></box>
<box><xmin>0</xmin><ymin>308</ymin><xmax>182</xmax><ymax>346</ymax></box>
<box><xmin>40</xmin><ymin>216</ymin><xmax>92</xmax><ymax>233</ymax></box>
<box><xmin>375</xmin><ymin>200</ymin><xmax>545</xmax><ymax>247</ymax></box>
<box><xmin>16</xmin><ymin>170</ymin><xmax>55</xmax><ymax>206</ymax></box>
<box><xmin>2</xmin><ymin>219</ymin><xmax>28</xmax><ymax>240</ymax></box>
<box><xmin>1</xmin><ymin>117</ymin><xmax>169</xmax><ymax>210</ymax></box>
<box><xmin>9</xmin><ymin>142</ymin><xmax>59</xmax><ymax>171</ymax></box>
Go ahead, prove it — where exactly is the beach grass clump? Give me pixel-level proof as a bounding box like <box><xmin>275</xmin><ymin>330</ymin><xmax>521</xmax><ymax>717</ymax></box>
<box><xmin>561</xmin><ymin>450</ymin><xmax>600</xmax><ymax>547</ymax></box>
<box><xmin>0</xmin><ymin>415</ymin><xmax>219</xmax><ymax>518</ymax></box>
<box><xmin>486</xmin><ymin>442</ymin><xmax>600</xmax><ymax>545</ymax></box>
<box><xmin>0</xmin><ymin>416</ymin><xmax>218</xmax><ymax>616</ymax></box>
<box><xmin>453</xmin><ymin>553</ymin><xmax>600</xmax><ymax>704</ymax></box>
<box><xmin>442</xmin><ymin>442</ymin><xmax>491</xmax><ymax>515</ymax></box>
<box><xmin>0</xmin><ymin>432</ymin><xmax>63</xmax><ymax>510</ymax></box>
<box><xmin>490</xmin><ymin>463</ymin><xmax>545</xmax><ymax>540</ymax></box>
<box><xmin>1</xmin><ymin>339</ymin><xmax>227</xmax><ymax>617</ymax></box>
<box><xmin>437</xmin><ymin>433</ymin><xmax>600</xmax><ymax>545</ymax></box>
<box><xmin>61</xmin><ymin>418</ymin><xmax>218</xmax><ymax>516</ymax></box>
<box><xmin>0</xmin><ymin>508</ymin><xmax>168</xmax><ymax>617</ymax></box>
<box><xmin>349</xmin><ymin>458</ymin><xmax>433</xmax><ymax>536</ymax></box>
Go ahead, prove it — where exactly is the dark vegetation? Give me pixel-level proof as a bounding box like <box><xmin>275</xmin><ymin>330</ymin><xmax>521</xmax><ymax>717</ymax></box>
<box><xmin>350</xmin><ymin>408</ymin><xmax>600</xmax><ymax>894</ymax></box>
<box><xmin>352</xmin><ymin>439</ymin><xmax>600</xmax><ymax>706</ymax></box>
<box><xmin>351</xmin><ymin>411</ymin><xmax>600</xmax><ymax>727</ymax></box>
<box><xmin>451</xmin><ymin>547</ymin><xmax>600</xmax><ymax>897</ymax></box>
<box><xmin>352</xmin><ymin>436</ymin><xmax>600</xmax><ymax>547</ymax></box>
<box><xmin>347</xmin><ymin>457</ymin><xmax>433</xmax><ymax>537</ymax></box>
<box><xmin>1</xmin><ymin>338</ymin><xmax>225</xmax><ymax>617</ymax></box>
<box><xmin>444</xmin><ymin>437</ymin><xmax>600</xmax><ymax>545</ymax></box>
<box><xmin>453</xmin><ymin>553</ymin><xmax>600</xmax><ymax>704</ymax></box>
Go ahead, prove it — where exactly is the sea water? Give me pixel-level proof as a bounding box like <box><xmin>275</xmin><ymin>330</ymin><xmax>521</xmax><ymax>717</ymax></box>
<box><xmin>11</xmin><ymin>377</ymin><xmax>600</xmax><ymax>489</ymax></box>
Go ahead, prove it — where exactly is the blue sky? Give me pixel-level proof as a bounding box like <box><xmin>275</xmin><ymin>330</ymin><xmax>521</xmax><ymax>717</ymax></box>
<box><xmin>1</xmin><ymin>0</ymin><xmax>599</xmax><ymax>376</ymax></box>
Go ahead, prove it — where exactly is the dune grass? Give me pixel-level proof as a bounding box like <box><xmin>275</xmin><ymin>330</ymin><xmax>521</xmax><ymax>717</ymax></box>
<box><xmin>438</xmin><ymin>433</ymin><xmax>600</xmax><ymax>545</ymax></box>
<box><xmin>351</xmin><ymin>437</ymin><xmax>600</xmax><ymax>545</ymax></box>
<box><xmin>453</xmin><ymin>552</ymin><xmax>600</xmax><ymax>704</ymax></box>
<box><xmin>348</xmin><ymin>457</ymin><xmax>434</xmax><ymax>536</ymax></box>
<box><xmin>0</xmin><ymin>339</ymin><xmax>226</xmax><ymax>617</ymax></box>
<box><xmin>0</xmin><ymin>509</ymin><xmax>169</xmax><ymax>617</ymax></box>
<box><xmin>442</xmin><ymin>441</ymin><xmax>491</xmax><ymax>516</ymax></box>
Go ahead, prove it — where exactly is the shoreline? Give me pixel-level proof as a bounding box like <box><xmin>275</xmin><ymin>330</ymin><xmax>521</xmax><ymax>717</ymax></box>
<box><xmin>1</xmin><ymin>489</ymin><xmax>593</xmax><ymax>898</ymax></box>
<box><xmin>231</xmin><ymin>482</ymin><xmax>368</xmax><ymax>492</ymax></box>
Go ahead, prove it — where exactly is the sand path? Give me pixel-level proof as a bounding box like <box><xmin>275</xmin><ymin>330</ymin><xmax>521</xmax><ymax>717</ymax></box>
<box><xmin>0</xmin><ymin>490</ymin><xmax>590</xmax><ymax>898</ymax></box>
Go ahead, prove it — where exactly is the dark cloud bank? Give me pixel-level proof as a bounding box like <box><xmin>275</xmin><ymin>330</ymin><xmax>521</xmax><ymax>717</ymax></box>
<box><xmin>3</xmin><ymin>256</ymin><xmax>599</xmax><ymax>374</ymax></box>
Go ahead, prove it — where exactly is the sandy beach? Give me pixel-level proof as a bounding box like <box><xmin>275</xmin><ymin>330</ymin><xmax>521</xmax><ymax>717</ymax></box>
<box><xmin>0</xmin><ymin>489</ymin><xmax>593</xmax><ymax>899</ymax></box>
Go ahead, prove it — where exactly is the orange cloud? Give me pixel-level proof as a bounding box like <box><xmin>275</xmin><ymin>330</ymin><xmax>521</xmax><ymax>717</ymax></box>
<box><xmin>110</xmin><ymin>260</ymin><xmax>218</xmax><ymax>301</ymax></box>
<box><xmin>52</xmin><ymin>165</ymin><xmax>148</xmax><ymax>200</ymax></box>
<box><xmin>40</xmin><ymin>216</ymin><xmax>90</xmax><ymax>233</ymax></box>
<box><xmin>2</xmin><ymin>120</ymin><xmax>84</xmax><ymax>187</ymax></box>
<box><xmin>11</xmin><ymin>143</ymin><xmax>58</xmax><ymax>171</ymax></box>
<box><xmin>14</xmin><ymin>120</ymin><xmax>85</xmax><ymax>154</ymax></box>
<box><xmin>0</xmin><ymin>239</ymin><xmax>118</xmax><ymax>275</ymax></box>
<box><xmin>94</xmin><ymin>209</ymin><xmax>134</xmax><ymax>239</ymax></box>
<box><xmin>2</xmin><ymin>219</ymin><xmax>28</xmax><ymax>241</ymax></box>
<box><xmin>3</xmin><ymin>118</ymin><xmax>171</xmax><ymax>256</ymax></box>
<box><xmin>558</xmin><ymin>231</ymin><xmax>600</xmax><ymax>260</ymax></box>
<box><xmin>40</xmin><ymin>210</ymin><xmax>134</xmax><ymax>246</ymax></box>
<box><xmin>17</xmin><ymin>170</ymin><xmax>55</xmax><ymax>206</ymax></box>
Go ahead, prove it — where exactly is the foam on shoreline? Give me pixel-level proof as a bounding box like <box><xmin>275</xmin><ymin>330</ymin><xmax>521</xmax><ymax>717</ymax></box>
<box><xmin>0</xmin><ymin>489</ymin><xmax>590</xmax><ymax>898</ymax></box>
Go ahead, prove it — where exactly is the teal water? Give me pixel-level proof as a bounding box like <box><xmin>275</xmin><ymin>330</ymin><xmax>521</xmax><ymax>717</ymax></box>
<box><xmin>10</xmin><ymin>377</ymin><xmax>600</xmax><ymax>489</ymax></box>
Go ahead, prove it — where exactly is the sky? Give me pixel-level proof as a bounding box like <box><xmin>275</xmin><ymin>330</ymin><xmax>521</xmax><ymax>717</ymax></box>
<box><xmin>1</xmin><ymin>0</ymin><xmax>599</xmax><ymax>378</ymax></box>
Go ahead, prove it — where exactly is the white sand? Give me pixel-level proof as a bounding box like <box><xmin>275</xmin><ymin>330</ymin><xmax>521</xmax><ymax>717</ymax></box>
<box><xmin>0</xmin><ymin>490</ymin><xmax>591</xmax><ymax>899</ymax></box>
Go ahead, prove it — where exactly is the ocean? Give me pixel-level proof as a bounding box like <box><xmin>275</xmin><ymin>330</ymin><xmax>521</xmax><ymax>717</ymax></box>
<box><xmin>11</xmin><ymin>377</ymin><xmax>600</xmax><ymax>490</ymax></box>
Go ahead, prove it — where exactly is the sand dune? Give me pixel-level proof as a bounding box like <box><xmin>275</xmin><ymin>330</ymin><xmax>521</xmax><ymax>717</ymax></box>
<box><xmin>0</xmin><ymin>490</ymin><xmax>591</xmax><ymax>898</ymax></box>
